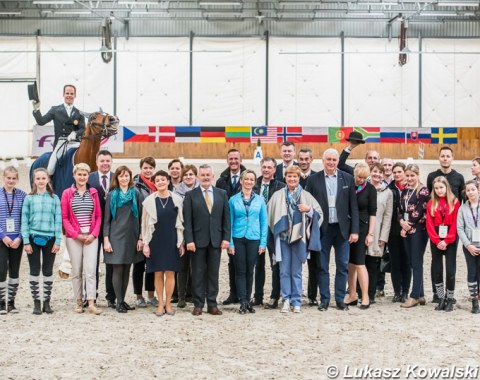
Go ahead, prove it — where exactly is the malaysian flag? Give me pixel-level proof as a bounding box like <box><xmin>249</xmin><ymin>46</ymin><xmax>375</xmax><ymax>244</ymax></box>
<box><xmin>251</xmin><ymin>126</ymin><xmax>277</xmax><ymax>143</ymax></box>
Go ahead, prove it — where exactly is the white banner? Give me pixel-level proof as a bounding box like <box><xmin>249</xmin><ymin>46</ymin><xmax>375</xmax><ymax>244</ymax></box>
<box><xmin>32</xmin><ymin>124</ymin><xmax>124</xmax><ymax>156</ymax></box>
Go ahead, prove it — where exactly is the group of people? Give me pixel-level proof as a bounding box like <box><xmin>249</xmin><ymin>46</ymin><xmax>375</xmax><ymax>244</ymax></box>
<box><xmin>1</xmin><ymin>85</ymin><xmax>477</xmax><ymax>316</ymax></box>
<box><xmin>1</xmin><ymin>140</ymin><xmax>480</xmax><ymax>317</ymax></box>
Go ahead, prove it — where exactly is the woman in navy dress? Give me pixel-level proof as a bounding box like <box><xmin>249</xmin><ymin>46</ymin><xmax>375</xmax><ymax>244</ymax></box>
<box><xmin>142</xmin><ymin>170</ymin><xmax>185</xmax><ymax>316</ymax></box>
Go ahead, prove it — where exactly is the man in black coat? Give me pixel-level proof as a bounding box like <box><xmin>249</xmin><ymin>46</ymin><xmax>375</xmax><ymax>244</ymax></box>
<box><xmin>215</xmin><ymin>148</ymin><xmax>246</xmax><ymax>305</ymax></box>
<box><xmin>87</xmin><ymin>150</ymin><xmax>115</xmax><ymax>308</ymax></box>
<box><xmin>306</xmin><ymin>148</ymin><xmax>359</xmax><ymax>311</ymax></box>
<box><xmin>252</xmin><ymin>157</ymin><xmax>285</xmax><ymax>309</ymax></box>
<box><xmin>32</xmin><ymin>84</ymin><xmax>85</xmax><ymax>176</ymax></box>
<box><xmin>298</xmin><ymin>148</ymin><xmax>319</xmax><ymax>306</ymax></box>
<box><xmin>274</xmin><ymin>141</ymin><xmax>298</xmax><ymax>182</ymax></box>
<box><xmin>184</xmin><ymin>164</ymin><xmax>231</xmax><ymax>316</ymax></box>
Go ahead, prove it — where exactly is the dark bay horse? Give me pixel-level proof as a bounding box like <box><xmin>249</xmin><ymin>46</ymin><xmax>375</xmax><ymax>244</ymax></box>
<box><xmin>31</xmin><ymin>112</ymin><xmax>119</xmax><ymax>198</ymax></box>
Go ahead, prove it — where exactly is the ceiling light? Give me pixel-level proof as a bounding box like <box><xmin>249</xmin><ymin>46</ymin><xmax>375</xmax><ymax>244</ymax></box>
<box><xmin>0</xmin><ymin>11</ymin><xmax>22</xmax><ymax>14</ymax></box>
<box><xmin>421</xmin><ymin>11</ymin><xmax>459</xmax><ymax>15</ymax></box>
<box><xmin>130</xmin><ymin>9</ymin><xmax>167</xmax><ymax>14</ymax></box>
<box><xmin>33</xmin><ymin>0</ymin><xmax>75</xmax><ymax>4</ymax></box>
<box><xmin>437</xmin><ymin>1</ymin><xmax>479</xmax><ymax>6</ymax></box>
<box><xmin>118</xmin><ymin>1</ymin><xmax>159</xmax><ymax>4</ymax></box>
<box><xmin>199</xmin><ymin>1</ymin><xmax>242</xmax><ymax>5</ymax></box>
<box><xmin>361</xmin><ymin>2</ymin><xmax>398</xmax><ymax>5</ymax></box>
<box><xmin>351</xmin><ymin>11</ymin><xmax>385</xmax><ymax>15</ymax></box>
<box><xmin>53</xmin><ymin>10</ymin><xmax>92</xmax><ymax>14</ymax></box>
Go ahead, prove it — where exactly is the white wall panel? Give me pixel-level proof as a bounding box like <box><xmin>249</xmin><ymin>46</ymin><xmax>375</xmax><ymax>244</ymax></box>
<box><xmin>39</xmin><ymin>37</ymin><xmax>114</xmax><ymax>115</ymax></box>
<box><xmin>269</xmin><ymin>37</ymin><xmax>341</xmax><ymax>126</ymax></box>
<box><xmin>192</xmin><ymin>37</ymin><xmax>265</xmax><ymax>126</ymax></box>
<box><xmin>423</xmin><ymin>39</ymin><xmax>480</xmax><ymax>127</ymax></box>
<box><xmin>0</xmin><ymin>83</ymin><xmax>31</xmax><ymax>157</ymax></box>
<box><xmin>0</xmin><ymin>37</ymin><xmax>36</xmax><ymax>79</ymax></box>
<box><xmin>345</xmin><ymin>38</ymin><xmax>419</xmax><ymax>127</ymax></box>
<box><xmin>116</xmin><ymin>37</ymin><xmax>190</xmax><ymax>125</ymax></box>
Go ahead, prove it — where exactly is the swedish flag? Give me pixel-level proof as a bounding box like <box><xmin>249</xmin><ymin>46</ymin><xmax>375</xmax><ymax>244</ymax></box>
<box><xmin>431</xmin><ymin>128</ymin><xmax>457</xmax><ymax>144</ymax></box>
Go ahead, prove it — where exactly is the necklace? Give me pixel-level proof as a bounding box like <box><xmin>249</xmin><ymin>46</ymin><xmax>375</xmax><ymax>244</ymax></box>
<box><xmin>159</xmin><ymin>196</ymin><xmax>169</xmax><ymax>209</ymax></box>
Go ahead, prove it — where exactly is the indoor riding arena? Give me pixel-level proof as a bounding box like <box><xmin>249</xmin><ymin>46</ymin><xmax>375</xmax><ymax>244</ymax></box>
<box><xmin>1</xmin><ymin>2</ymin><xmax>480</xmax><ymax>379</ymax></box>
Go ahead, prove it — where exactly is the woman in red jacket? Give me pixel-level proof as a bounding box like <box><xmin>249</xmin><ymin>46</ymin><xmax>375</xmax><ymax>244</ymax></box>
<box><xmin>61</xmin><ymin>163</ymin><xmax>102</xmax><ymax>315</ymax></box>
<box><xmin>426</xmin><ymin>176</ymin><xmax>460</xmax><ymax>312</ymax></box>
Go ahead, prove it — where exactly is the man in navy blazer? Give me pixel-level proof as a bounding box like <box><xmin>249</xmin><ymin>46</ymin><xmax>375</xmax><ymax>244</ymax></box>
<box><xmin>183</xmin><ymin>164</ymin><xmax>231</xmax><ymax>316</ymax></box>
<box><xmin>87</xmin><ymin>150</ymin><xmax>115</xmax><ymax>307</ymax></box>
<box><xmin>32</xmin><ymin>84</ymin><xmax>85</xmax><ymax>175</ymax></box>
<box><xmin>306</xmin><ymin>148</ymin><xmax>359</xmax><ymax>311</ymax></box>
<box><xmin>274</xmin><ymin>141</ymin><xmax>298</xmax><ymax>183</ymax></box>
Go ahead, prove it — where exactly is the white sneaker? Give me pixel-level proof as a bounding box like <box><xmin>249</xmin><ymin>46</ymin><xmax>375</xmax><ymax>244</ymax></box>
<box><xmin>281</xmin><ymin>299</ymin><xmax>290</xmax><ymax>313</ymax></box>
<box><xmin>135</xmin><ymin>298</ymin><xmax>147</xmax><ymax>308</ymax></box>
<box><xmin>293</xmin><ymin>306</ymin><xmax>301</xmax><ymax>313</ymax></box>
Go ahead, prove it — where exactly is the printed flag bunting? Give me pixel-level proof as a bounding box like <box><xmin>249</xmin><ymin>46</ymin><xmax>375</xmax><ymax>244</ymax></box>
<box><xmin>328</xmin><ymin>127</ymin><xmax>353</xmax><ymax>143</ymax></box>
<box><xmin>354</xmin><ymin>127</ymin><xmax>381</xmax><ymax>143</ymax></box>
<box><xmin>431</xmin><ymin>128</ymin><xmax>458</xmax><ymax>144</ymax></box>
<box><xmin>200</xmin><ymin>127</ymin><xmax>226</xmax><ymax>143</ymax></box>
<box><xmin>123</xmin><ymin>127</ymin><xmax>153</xmax><ymax>142</ymax></box>
<box><xmin>251</xmin><ymin>126</ymin><xmax>278</xmax><ymax>143</ymax></box>
<box><xmin>276</xmin><ymin>127</ymin><xmax>303</xmax><ymax>143</ymax></box>
<box><xmin>175</xmin><ymin>126</ymin><xmax>200</xmax><ymax>143</ymax></box>
<box><xmin>380</xmin><ymin>128</ymin><xmax>405</xmax><ymax>143</ymax></box>
<box><xmin>406</xmin><ymin>128</ymin><xmax>431</xmax><ymax>144</ymax></box>
<box><xmin>226</xmin><ymin>126</ymin><xmax>251</xmax><ymax>142</ymax></box>
<box><xmin>301</xmin><ymin>127</ymin><xmax>328</xmax><ymax>143</ymax></box>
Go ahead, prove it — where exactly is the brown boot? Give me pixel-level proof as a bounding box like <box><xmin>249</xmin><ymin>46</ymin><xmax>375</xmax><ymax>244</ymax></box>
<box><xmin>400</xmin><ymin>297</ymin><xmax>419</xmax><ymax>308</ymax></box>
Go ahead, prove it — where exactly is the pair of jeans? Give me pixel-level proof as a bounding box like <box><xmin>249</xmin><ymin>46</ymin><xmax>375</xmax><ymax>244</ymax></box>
<box><xmin>463</xmin><ymin>246</ymin><xmax>480</xmax><ymax>294</ymax></box>
<box><xmin>403</xmin><ymin>230</ymin><xmax>428</xmax><ymax>299</ymax></box>
<box><xmin>318</xmin><ymin>223</ymin><xmax>350</xmax><ymax>305</ymax></box>
<box><xmin>279</xmin><ymin>240</ymin><xmax>303</xmax><ymax>307</ymax></box>
<box><xmin>253</xmin><ymin>232</ymin><xmax>280</xmax><ymax>301</ymax></box>
<box><xmin>389</xmin><ymin>234</ymin><xmax>411</xmax><ymax>296</ymax></box>
<box><xmin>233</xmin><ymin>237</ymin><xmax>259</xmax><ymax>304</ymax></box>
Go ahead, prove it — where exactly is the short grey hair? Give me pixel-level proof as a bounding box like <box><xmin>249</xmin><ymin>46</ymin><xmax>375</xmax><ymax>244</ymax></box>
<box><xmin>198</xmin><ymin>164</ymin><xmax>214</xmax><ymax>175</ymax></box>
<box><xmin>323</xmin><ymin>148</ymin><xmax>339</xmax><ymax>159</ymax></box>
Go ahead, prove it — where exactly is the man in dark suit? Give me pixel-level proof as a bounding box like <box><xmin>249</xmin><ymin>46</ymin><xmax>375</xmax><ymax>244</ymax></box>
<box><xmin>274</xmin><ymin>141</ymin><xmax>298</xmax><ymax>182</ymax></box>
<box><xmin>32</xmin><ymin>84</ymin><xmax>85</xmax><ymax>176</ymax></box>
<box><xmin>298</xmin><ymin>148</ymin><xmax>319</xmax><ymax>306</ymax></box>
<box><xmin>215</xmin><ymin>149</ymin><xmax>246</xmax><ymax>305</ymax></box>
<box><xmin>184</xmin><ymin>164</ymin><xmax>231</xmax><ymax>316</ymax></box>
<box><xmin>252</xmin><ymin>157</ymin><xmax>285</xmax><ymax>309</ymax></box>
<box><xmin>306</xmin><ymin>148</ymin><xmax>359</xmax><ymax>311</ymax></box>
<box><xmin>87</xmin><ymin>150</ymin><xmax>115</xmax><ymax>308</ymax></box>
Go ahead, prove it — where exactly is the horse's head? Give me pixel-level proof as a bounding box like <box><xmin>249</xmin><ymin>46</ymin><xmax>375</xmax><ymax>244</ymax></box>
<box><xmin>86</xmin><ymin>112</ymin><xmax>119</xmax><ymax>138</ymax></box>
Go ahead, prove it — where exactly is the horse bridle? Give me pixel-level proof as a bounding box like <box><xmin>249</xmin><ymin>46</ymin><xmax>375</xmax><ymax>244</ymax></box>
<box><xmin>87</xmin><ymin>112</ymin><xmax>119</xmax><ymax>139</ymax></box>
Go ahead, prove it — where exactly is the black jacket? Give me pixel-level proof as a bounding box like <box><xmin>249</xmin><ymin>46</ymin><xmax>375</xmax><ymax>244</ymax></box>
<box><xmin>254</xmin><ymin>177</ymin><xmax>286</xmax><ymax>203</ymax></box>
<box><xmin>426</xmin><ymin>168</ymin><xmax>465</xmax><ymax>200</ymax></box>
<box><xmin>215</xmin><ymin>165</ymin><xmax>247</xmax><ymax>199</ymax></box>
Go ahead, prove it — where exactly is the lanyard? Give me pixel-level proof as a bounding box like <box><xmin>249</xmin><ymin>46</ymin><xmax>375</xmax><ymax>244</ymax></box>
<box><xmin>439</xmin><ymin>203</ymin><xmax>447</xmax><ymax>225</ymax></box>
<box><xmin>469</xmin><ymin>201</ymin><xmax>480</xmax><ymax>228</ymax></box>
<box><xmin>404</xmin><ymin>184</ymin><xmax>418</xmax><ymax>212</ymax></box>
<box><xmin>3</xmin><ymin>188</ymin><xmax>15</xmax><ymax>216</ymax></box>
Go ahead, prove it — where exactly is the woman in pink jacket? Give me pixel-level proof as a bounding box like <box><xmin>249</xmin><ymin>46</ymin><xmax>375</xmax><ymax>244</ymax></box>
<box><xmin>61</xmin><ymin>163</ymin><xmax>102</xmax><ymax>315</ymax></box>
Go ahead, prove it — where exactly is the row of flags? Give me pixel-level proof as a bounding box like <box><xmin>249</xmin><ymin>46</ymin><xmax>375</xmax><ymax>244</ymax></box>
<box><xmin>123</xmin><ymin>126</ymin><xmax>458</xmax><ymax>144</ymax></box>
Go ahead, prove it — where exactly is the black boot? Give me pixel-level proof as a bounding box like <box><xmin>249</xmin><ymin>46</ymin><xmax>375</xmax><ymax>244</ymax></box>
<box><xmin>472</xmin><ymin>299</ymin><xmax>480</xmax><ymax>314</ymax></box>
<box><xmin>246</xmin><ymin>302</ymin><xmax>256</xmax><ymax>314</ymax></box>
<box><xmin>33</xmin><ymin>300</ymin><xmax>42</xmax><ymax>315</ymax></box>
<box><xmin>7</xmin><ymin>300</ymin><xmax>18</xmax><ymax>314</ymax></box>
<box><xmin>43</xmin><ymin>299</ymin><xmax>54</xmax><ymax>314</ymax></box>
<box><xmin>0</xmin><ymin>301</ymin><xmax>6</xmax><ymax>315</ymax></box>
<box><xmin>238</xmin><ymin>302</ymin><xmax>247</xmax><ymax>315</ymax></box>
<box><xmin>435</xmin><ymin>299</ymin><xmax>446</xmax><ymax>311</ymax></box>
<box><xmin>444</xmin><ymin>298</ymin><xmax>454</xmax><ymax>312</ymax></box>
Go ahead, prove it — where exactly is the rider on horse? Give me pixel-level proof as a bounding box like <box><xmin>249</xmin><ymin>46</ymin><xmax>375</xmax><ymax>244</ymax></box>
<box><xmin>32</xmin><ymin>84</ymin><xmax>85</xmax><ymax>176</ymax></box>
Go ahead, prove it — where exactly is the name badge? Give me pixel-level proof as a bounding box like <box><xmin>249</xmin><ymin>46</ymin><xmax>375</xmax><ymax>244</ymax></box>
<box><xmin>472</xmin><ymin>229</ymin><xmax>480</xmax><ymax>243</ymax></box>
<box><xmin>6</xmin><ymin>218</ymin><xmax>14</xmax><ymax>233</ymax></box>
<box><xmin>438</xmin><ymin>225</ymin><xmax>448</xmax><ymax>239</ymax></box>
<box><xmin>328</xmin><ymin>195</ymin><xmax>336</xmax><ymax>208</ymax></box>
<box><xmin>404</xmin><ymin>213</ymin><xmax>409</xmax><ymax>222</ymax></box>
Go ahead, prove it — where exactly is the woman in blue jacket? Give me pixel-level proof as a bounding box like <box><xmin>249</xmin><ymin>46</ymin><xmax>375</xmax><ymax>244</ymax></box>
<box><xmin>228</xmin><ymin>169</ymin><xmax>268</xmax><ymax>314</ymax></box>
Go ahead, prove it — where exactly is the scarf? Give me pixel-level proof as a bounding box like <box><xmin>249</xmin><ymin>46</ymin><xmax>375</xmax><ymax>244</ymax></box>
<box><xmin>286</xmin><ymin>185</ymin><xmax>303</xmax><ymax>226</ymax></box>
<box><xmin>140</xmin><ymin>174</ymin><xmax>156</xmax><ymax>193</ymax></box>
<box><xmin>174</xmin><ymin>180</ymin><xmax>199</xmax><ymax>198</ymax></box>
<box><xmin>395</xmin><ymin>181</ymin><xmax>405</xmax><ymax>191</ymax></box>
<box><xmin>110</xmin><ymin>187</ymin><xmax>138</xmax><ymax>219</ymax></box>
